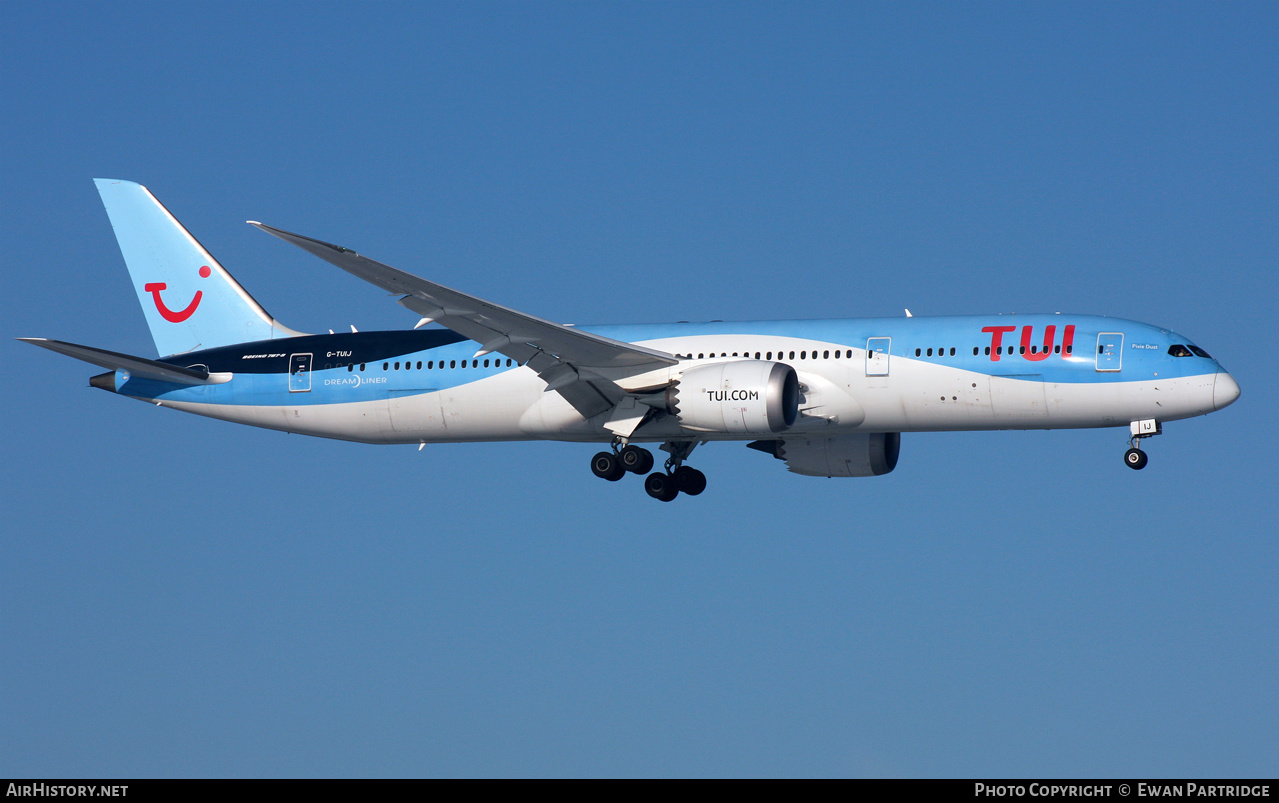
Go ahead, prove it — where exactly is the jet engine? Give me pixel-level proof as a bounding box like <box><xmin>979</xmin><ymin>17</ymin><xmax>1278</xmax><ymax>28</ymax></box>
<box><xmin>662</xmin><ymin>360</ymin><xmax>800</xmax><ymax>435</ymax></box>
<box><xmin>750</xmin><ymin>432</ymin><xmax>901</xmax><ymax>477</ymax></box>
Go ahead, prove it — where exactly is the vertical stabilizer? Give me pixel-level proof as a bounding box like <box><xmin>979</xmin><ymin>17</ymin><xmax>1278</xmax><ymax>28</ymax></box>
<box><xmin>94</xmin><ymin>179</ymin><xmax>305</xmax><ymax>356</ymax></box>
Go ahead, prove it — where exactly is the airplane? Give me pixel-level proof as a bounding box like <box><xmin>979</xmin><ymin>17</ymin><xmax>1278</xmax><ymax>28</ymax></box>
<box><xmin>20</xmin><ymin>179</ymin><xmax>1240</xmax><ymax>501</ymax></box>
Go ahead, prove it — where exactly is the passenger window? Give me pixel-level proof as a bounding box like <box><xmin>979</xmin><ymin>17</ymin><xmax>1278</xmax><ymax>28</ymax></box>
<box><xmin>916</xmin><ymin>348</ymin><xmax>922</xmax><ymax>357</ymax></box>
<box><xmin>927</xmin><ymin>348</ymin><xmax>933</xmax><ymax>357</ymax></box>
<box><xmin>823</xmin><ymin>350</ymin><xmax>829</xmax><ymax>359</ymax></box>
<box><xmin>383</xmin><ymin>362</ymin><xmax>389</xmax><ymax>370</ymax></box>
<box><xmin>949</xmin><ymin>348</ymin><xmax>955</xmax><ymax>356</ymax></box>
<box><xmin>450</xmin><ymin>360</ymin><xmax>456</xmax><ymax>369</ymax></box>
<box><xmin>360</xmin><ymin>363</ymin><xmax>366</xmax><ymax>371</ymax></box>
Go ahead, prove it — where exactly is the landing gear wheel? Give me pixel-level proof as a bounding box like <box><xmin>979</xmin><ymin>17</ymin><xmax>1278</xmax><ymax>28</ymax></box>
<box><xmin>620</xmin><ymin>445</ymin><xmax>654</xmax><ymax>475</ymax></box>
<box><xmin>644</xmin><ymin>472</ymin><xmax>679</xmax><ymax>502</ymax></box>
<box><xmin>672</xmin><ymin>466</ymin><xmax>707</xmax><ymax>496</ymax></box>
<box><xmin>591</xmin><ymin>451</ymin><xmax>626</xmax><ymax>481</ymax></box>
<box><xmin>1124</xmin><ymin>448</ymin><xmax>1148</xmax><ymax>470</ymax></box>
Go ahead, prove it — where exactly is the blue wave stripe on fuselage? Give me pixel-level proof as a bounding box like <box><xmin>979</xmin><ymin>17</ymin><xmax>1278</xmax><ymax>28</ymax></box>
<box><xmin>118</xmin><ymin>314</ymin><xmax>1224</xmax><ymax>405</ymax></box>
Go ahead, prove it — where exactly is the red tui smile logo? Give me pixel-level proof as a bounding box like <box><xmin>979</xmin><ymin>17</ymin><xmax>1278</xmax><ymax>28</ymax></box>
<box><xmin>145</xmin><ymin>265</ymin><xmax>211</xmax><ymax>323</ymax></box>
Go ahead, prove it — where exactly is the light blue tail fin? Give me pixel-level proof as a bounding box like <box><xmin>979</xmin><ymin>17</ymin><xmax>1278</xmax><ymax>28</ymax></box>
<box><xmin>94</xmin><ymin>179</ymin><xmax>305</xmax><ymax>356</ymax></box>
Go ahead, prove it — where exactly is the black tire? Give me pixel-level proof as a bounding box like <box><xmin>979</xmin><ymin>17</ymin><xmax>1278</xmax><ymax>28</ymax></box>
<box><xmin>644</xmin><ymin>472</ymin><xmax>679</xmax><ymax>502</ymax></box>
<box><xmin>1124</xmin><ymin>448</ymin><xmax>1148</xmax><ymax>470</ymax></box>
<box><xmin>673</xmin><ymin>465</ymin><xmax>707</xmax><ymax>496</ymax></box>
<box><xmin>591</xmin><ymin>451</ymin><xmax>626</xmax><ymax>481</ymax></box>
<box><xmin>620</xmin><ymin>445</ymin><xmax>654</xmax><ymax>475</ymax></box>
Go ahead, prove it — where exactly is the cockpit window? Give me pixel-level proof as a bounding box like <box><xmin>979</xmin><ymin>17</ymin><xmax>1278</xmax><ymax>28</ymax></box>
<box><xmin>1168</xmin><ymin>344</ymin><xmax>1192</xmax><ymax>357</ymax></box>
<box><xmin>1188</xmin><ymin>345</ymin><xmax>1212</xmax><ymax>359</ymax></box>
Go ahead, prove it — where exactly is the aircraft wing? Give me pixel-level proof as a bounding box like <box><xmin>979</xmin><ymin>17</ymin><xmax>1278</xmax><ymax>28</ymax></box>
<box><xmin>17</xmin><ymin>338</ymin><xmax>229</xmax><ymax>385</ymax></box>
<box><xmin>249</xmin><ymin>222</ymin><xmax>678</xmax><ymax>418</ymax></box>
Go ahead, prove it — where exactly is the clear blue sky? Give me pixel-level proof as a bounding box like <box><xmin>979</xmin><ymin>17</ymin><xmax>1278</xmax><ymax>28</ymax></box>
<box><xmin>3</xmin><ymin>1</ymin><xmax>1275</xmax><ymax>778</ymax></box>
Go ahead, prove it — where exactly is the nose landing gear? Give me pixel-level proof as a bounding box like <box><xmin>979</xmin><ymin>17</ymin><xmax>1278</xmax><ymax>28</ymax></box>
<box><xmin>1124</xmin><ymin>446</ymin><xmax>1149</xmax><ymax>470</ymax></box>
<box><xmin>1124</xmin><ymin>419</ymin><xmax>1161</xmax><ymax>470</ymax></box>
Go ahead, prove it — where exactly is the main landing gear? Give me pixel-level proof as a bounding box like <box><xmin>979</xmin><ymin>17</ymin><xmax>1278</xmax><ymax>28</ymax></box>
<box><xmin>590</xmin><ymin>440</ymin><xmax>706</xmax><ymax>501</ymax></box>
<box><xmin>591</xmin><ymin>443</ymin><xmax>653</xmax><ymax>481</ymax></box>
<box><xmin>1123</xmin><ymin>419</ymin><xmax>1162</xmax><ymax>471</ymax></box>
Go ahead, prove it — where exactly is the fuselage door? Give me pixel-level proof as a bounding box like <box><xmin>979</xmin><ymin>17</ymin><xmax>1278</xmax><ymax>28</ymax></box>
<box><xmin>289</xmin><ymin>353</ymin><xmax>313</xmax><ymax>392</ymax></box>
<box><xmin>866</xmin><ymin>337</ymin><xmax>891</xmax><ymax>376</ymax></box>
<box><xmin>1096</xmin><ymin>333</ymin><xmax>1123</xmax><ymax>372</ymax></box>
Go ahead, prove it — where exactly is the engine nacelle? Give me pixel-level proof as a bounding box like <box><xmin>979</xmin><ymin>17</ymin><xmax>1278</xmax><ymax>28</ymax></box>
<box><xmin>666</xmin><ymin>360</ymin><xmax>799</xmax><ymax>435</ymax></box>
<box><xmin>752</xmin><ymin>432</ymin><xmax>901</xmax><ymax>477</ymax></box>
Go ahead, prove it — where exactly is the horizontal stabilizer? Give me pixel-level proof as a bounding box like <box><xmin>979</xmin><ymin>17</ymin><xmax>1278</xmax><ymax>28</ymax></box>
<box><xmin>17</xmin><ymin>338</ymin><xmax>229</xmax><ymax>385</ymax></box>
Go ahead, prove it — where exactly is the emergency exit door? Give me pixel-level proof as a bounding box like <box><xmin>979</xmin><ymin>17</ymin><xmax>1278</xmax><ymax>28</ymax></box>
<box><xmin>866</xmin><ymin>337</ymin><xmax>891</xmax><ymax>376</ymax></box>
<box><xmin>289</xmin><ymin>353</ymin><xmax>313</xmax><ymax>392</ymax></box>
<box><xmin>1095</xmin><ymin>334</ymin><xmax>1123</xmax><ymax>372</ymax></box>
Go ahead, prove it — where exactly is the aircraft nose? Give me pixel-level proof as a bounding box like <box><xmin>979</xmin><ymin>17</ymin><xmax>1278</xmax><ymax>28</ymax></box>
<box><xmin>1214</xmin><ymin>372</ymin><xmax>1240</xmax><ymax>411</ymax></box>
